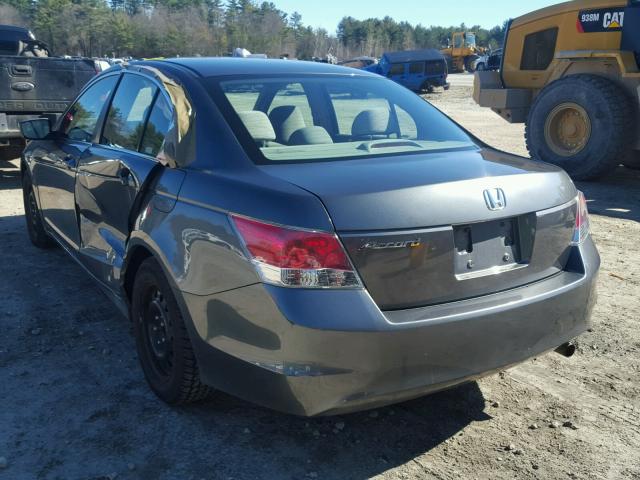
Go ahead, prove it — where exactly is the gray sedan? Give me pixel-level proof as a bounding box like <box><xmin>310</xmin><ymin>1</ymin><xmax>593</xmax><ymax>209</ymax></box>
<box><xmin>19</xmin><ymin>58</ymin><xmax>599</xmax><ymax>416</ymax></box>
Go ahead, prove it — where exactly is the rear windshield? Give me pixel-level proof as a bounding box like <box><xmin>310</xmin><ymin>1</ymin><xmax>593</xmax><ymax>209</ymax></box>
<box><xmin>211</xmin><ymin>74</ymin><xmax>475</xmax><ymax>163</ymax></box>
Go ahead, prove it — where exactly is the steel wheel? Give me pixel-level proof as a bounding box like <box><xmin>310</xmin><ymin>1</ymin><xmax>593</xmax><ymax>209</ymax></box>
<box><xmin>140</xmin><ymin>287</ymin><xmax>174</xmax><ymax>379</ymax></box>
<box><xmin>544</xmin><ymin>102</ymin><xmax>592</xmax><ymax>157</ymax></box>
<box><xmin>132</xmin><ymin>257</ymin><xmax>212</xmax><ymax>404</ymax></box>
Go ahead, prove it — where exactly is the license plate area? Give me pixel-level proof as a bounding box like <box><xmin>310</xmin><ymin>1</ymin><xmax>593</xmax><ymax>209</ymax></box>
<box><xmin>453</xmin><ymin>215</ymin><xmax>535</xmax><ymax>280</ymax></box>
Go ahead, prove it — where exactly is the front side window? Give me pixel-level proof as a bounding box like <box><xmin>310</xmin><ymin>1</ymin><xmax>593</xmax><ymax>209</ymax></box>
<box><xmin>61</xmin><ymin>76</ymin><xmax>118</xmax><ymax>142</ymax></box>
<box><xmin>521</xmin><ymin>28</ymin><xmax>559</xmax><ymax>71</ymax></box>
<box><xmin>215</xmin><ymin>75</ymin><xmax>475</xmax><ymax>163</ymax></box>
<box><xmin>102</xmin><ymin>74</ymin><xmax>157</xmax><ymax>151</ymax></box>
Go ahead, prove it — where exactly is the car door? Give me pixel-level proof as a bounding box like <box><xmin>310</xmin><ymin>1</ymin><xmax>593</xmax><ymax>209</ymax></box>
<box><xmin>388</xmin><ymin>63</ymin><xmax>407</xmax><ymax>87</ymax></box>
<box><xmin>75</xmin><ymin>72</ymin><xmax>173</xmax><ymax>288</ymax></box>
<box><xmin>31</xmin><ymin>75</ymin><xmax>118</xmax><ymax>249</ymax></box>
<box><xmin>407</xmin><ymin>61</ymin><xmax>425</xmax><ymax>91</ymax></box>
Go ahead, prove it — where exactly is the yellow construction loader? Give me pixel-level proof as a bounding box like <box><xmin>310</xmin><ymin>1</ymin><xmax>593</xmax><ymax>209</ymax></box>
<box><xmin>474</xmin><ymin>0</ymin><xmax>640</xmax><ymax>180</ymax></box>
<box><xmin>441</xmin><ymin>32</ymin><xmax>485</xmax><ymax>73</ymax></box>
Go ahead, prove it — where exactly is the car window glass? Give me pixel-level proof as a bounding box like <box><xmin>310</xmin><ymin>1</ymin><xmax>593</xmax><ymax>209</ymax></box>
<box><xmin>139</xmin><ymin>94</ymin><xmax>172</xmax><ymax>157</ymax></box>
<box><xmin>224</xmin><ymin>82</ymin><xmax>264</xmax><ymax>111</ymax></box>
<box><xmin>409</xmin><ymin>62</ymin><xmax>424</xmax><ymax>74</ymax></box>
<box><xmin>102</xmin><ymin>74</ymin><xmax>157</xmax><ymax>151</ymax></box>
<box><xmin>389</xmin><ymin>63</ymin><xmax>405</xmax><ymax>75</ymax></box>
<box><xmin>329</xmin><ymin>87</ymin><xmax>391</xmax><ymax>136</ymax></box>
<box><xmin>62</xmin><ymin>76</ymin><xmax>118</xmax><ymax>142</ymax></box>
<box><xmin>219</xmin><ymin>76</ymin><xmax>475</xmax><ymax>163</ymax></box>
<box><xmin>395</xmin><ymin>106</ymin><xmax>418</xmax><ymax>139</ymax></box>
<box><xmin>267</xmin><ymin>83</ymin><xmax>314</xmax><ymax>127</ymax></box>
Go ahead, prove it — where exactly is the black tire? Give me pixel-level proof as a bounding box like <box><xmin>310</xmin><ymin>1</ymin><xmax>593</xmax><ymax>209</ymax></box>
<box><xmin>525</xmin><ymin>75</ymin><xmax>635</xmax><ymax>181</ymax></box>
<box><xmin>464</xmin><ymin>55</ymin><xmax>479</xmax><ymax>73</ymax></box>
<box><xmin>131</xmin><ymin>257</ymin><xmax>212</xmax><ymax>405</ymax></box>
<box><xmin>420</xmin><ymin>81</ymin><xmax>434</xmax><ymax>94</ymax></box>
<box><xmin>623</xmin><ymin>150</ymin><xmax>640</xmax><ymax>170</ymax></box>
<box><xmin>22</xmin><ymin>174</ymin><xmax>55</xmax><ymax>249</ymax></box>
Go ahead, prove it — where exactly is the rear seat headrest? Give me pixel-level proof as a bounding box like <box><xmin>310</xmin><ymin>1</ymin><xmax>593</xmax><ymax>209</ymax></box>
<box><xmin>269</xmin><ymin>106</ymin><xmax>306</xmax><ymax>144</ymax></box>
<box><xmin>237</xmin><ymin>111</ymin><xmax>276</xmax><ymax>144</ymax></box>
<box><xmin>289</xmin><ymin>126</ymin><xmax>333</xmax><ymax>146</ymax></box>
<box><xmin>351</xmin><ymin>108</ymin><xmax>390</xmax><ymax>137</ymax></box>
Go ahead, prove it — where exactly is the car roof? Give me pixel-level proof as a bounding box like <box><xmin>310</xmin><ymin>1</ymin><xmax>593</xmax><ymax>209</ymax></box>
<box><xmin>137</xmin><ymin>57</ymin><xmax>377</xmax><ymax>78</ymax></box>
<box><xmin>382</xmin><ymin>49</ymin><xmax>444</xmax><ymax>64</ymax></box>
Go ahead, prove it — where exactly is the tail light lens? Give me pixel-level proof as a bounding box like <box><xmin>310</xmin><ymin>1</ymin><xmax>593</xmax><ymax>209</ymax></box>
<box><xmin>572</xmin><ymin>191</ymin><xmax>590</xmax><ymax>245</ymax></box>
<box><xmin>231</xmin><ymin>215</ymin><xmax>362</xmax><ymax>288</ymax></box>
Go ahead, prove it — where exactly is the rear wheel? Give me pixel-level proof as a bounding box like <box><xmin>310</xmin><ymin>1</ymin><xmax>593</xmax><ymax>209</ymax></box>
<box><xmin>22</xmin><ymin>175</ymin><xmax>55</xmax><ymax>249</ymax></box>
<box><xmin>525</xmin><ymin>74</ymin><xmax>634</xmax><ymax>180</ymax></box>
<box><xmin>132</xmin><ymin>257</ymin><xmax>212</xmax><ymax>405</ymax></box>
<box><xmin>420</xmin><ymin>81</ymin><xmax>434</xmax><ymax>94</ymax></box>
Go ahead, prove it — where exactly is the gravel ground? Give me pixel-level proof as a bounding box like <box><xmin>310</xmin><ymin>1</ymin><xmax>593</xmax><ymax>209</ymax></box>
<box><xmin>1</xmin><ymin>73</ymin><xmax>639</xmax><ymax>480</ymax></box>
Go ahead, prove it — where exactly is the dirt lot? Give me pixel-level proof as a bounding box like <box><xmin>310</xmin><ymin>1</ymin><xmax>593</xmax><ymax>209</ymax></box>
<box><xmin>1</xmin><ymin>73</ymin><xmax>639</xmax><ymax>480</ymax></box>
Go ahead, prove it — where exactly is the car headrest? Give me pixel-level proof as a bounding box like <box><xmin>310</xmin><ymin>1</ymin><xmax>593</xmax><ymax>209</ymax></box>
<box><xmin>289</xmin><ymin>126</ymin><xmax>334</xmax><ymax>146</ymax></box>
<box><xmin>351</xmin><ymin>108</ymin><xmax>390</xmax><ymax>137</ymax></box>
<box><xmin>237</xmin><ymin>111</ymin><xmax>276</xmax><ymax>144</ymax></box>
<box><xmin>269</xmin><ymin>106</ymin><xmax>306</xmax><ymax>144</ymax></box>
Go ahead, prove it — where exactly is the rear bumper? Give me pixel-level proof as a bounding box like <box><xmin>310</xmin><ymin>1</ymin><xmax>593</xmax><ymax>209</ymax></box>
<box><xmin>179</xmin><ymin>239</ymin><xmax>599</xmax><ymax>416</ymax></box>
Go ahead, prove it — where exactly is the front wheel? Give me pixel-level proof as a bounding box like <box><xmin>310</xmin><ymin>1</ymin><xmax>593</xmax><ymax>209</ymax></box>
<box><xmin>22</xmin><ymin>175</ymin><xmax>55</xmax><ymax>249</ymax></box>
<box><xmin>132</xmin><ymin>257</ymin><xmax>212</xmax><ymax>405</ymax></box>
<box><xmin>525</xmin><ymin>75</ymin><xmax>634</xmax><ymax>180</ymax></box>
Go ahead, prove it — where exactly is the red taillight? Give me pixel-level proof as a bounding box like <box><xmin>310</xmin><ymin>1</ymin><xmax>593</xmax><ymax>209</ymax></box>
<box><xmin>231</xmin><ymin>215</ymin><xmax>361</xmax><ymax>288</ymax></box>
<box><xmin>572</xmin><ymin>191</ymin><xmax>590</xmax><ymax>245</ymax></box>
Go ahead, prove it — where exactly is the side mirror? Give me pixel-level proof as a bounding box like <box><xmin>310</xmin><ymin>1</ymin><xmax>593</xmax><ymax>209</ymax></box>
<box><xmin>20</xmin><ymin>118</ymin><xmax>51</xmax><ymax>140</ymax></box>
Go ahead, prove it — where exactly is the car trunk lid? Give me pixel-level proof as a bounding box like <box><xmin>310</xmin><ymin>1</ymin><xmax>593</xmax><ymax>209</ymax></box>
<box><xmin>260</xmin><ymin>148</ymin><xmax>578</xmax><ymax>310</ymax></box>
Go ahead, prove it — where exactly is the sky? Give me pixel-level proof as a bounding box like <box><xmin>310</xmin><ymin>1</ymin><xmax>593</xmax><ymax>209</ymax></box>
<box><xmin>272</xmin><ymin>0</ymin><xmax>563</xmax><ymax>32</ymax></box>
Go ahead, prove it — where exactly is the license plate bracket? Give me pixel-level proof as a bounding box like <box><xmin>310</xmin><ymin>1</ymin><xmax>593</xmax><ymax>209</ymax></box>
<box><xmin>453</xmin><ymin>216</ymin><xmax>532</xmax><ymax>280</ymax></box>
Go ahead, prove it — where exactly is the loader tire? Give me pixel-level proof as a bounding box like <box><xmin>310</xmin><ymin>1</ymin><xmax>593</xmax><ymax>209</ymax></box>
<box><xmin>525</xmin><ymin>74</ymin><xmax>634</xmax><ymax>181</ymax></box>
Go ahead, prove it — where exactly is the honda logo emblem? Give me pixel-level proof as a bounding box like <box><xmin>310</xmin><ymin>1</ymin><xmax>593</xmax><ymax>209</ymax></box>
<box><xmin>483</xmin><ymin>188</ymin><xmax>506</xmax><ymax>211</ymax></box>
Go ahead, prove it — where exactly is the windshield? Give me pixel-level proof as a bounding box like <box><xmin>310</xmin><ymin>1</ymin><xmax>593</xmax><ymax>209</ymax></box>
<box><xmin>213</xmin><ymin>74</ymin><xmax>475</xmax><ymax>163</ymax></box>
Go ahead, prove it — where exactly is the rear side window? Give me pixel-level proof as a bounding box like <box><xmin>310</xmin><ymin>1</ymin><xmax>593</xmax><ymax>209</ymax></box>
<box><xmin>409</xmin><ymin>62</ymin><xmax>424</xmax><ymax>74</ymax></box>
<box><xmin>520</xmin><ymin>28</ymin><xmax>558</xmax><ymax>71</ymax></box>
<box><xmin>140</xmin><ymin>94</ymin><xmax>172</xmax><ymax>157</ymax></box>
<box><xmin>62</xmin><ymin>76</ymin><xmax>118</xmax><ymax>142</ymax></box>
<box><xmin>102</xmin><ymin>74</ymin><xmax>157</xmax><ymax>151</ymax></box>
<box><xmin>426</xmin><ymin>60</ymin><xmax>445</xmax><ymax>74</ymax></box>
<box><xmin>389</xmin><ymin>63</ymin><xmax>405</xmax><ymax>75</ymax></box>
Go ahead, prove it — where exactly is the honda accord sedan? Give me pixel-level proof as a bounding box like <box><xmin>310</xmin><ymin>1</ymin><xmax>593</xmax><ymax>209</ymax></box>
<box><xmin>19</xmin><ymin>58</ymin><xmax>599</xmax><ymax>416</ymax></box>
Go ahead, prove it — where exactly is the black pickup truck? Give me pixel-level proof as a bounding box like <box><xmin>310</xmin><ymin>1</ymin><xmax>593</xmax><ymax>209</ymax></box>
<box><xmin>0</xmin><ymin>25</ymin><xmax>98</xmax><ymax>161</ymax></box>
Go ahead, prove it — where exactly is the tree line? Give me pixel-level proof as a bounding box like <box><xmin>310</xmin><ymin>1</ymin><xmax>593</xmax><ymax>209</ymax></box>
<box><xmin>0</xmin><ymin>0</ymin><xmax>507</xmax><ymax>60</ymax></box>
